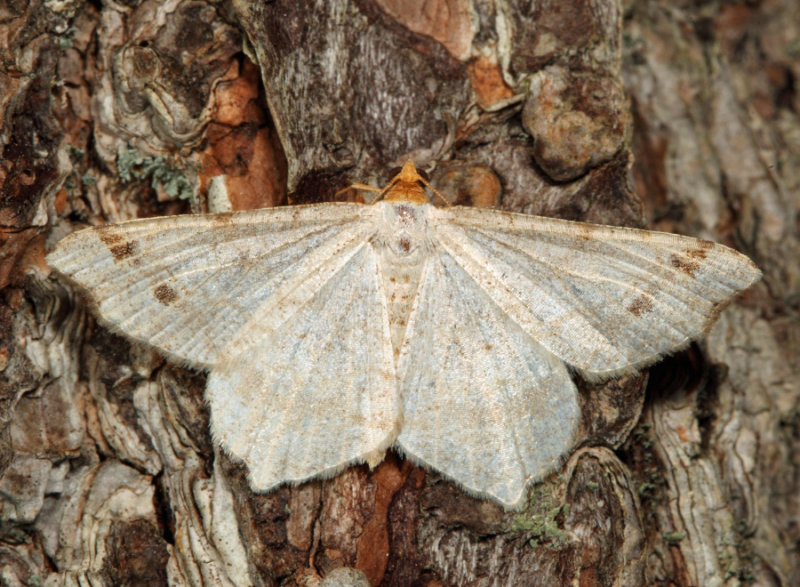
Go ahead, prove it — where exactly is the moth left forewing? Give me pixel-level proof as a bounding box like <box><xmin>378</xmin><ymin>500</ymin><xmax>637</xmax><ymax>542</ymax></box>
<box><xmin>430</xmin><ymin>206</ymin><xmax>760</xmax><ymax>378</ymax></box>
<box><xmin>47</xmin><ymin>203</ymin><xmax>380</xmax><ymax>368</ymax></box>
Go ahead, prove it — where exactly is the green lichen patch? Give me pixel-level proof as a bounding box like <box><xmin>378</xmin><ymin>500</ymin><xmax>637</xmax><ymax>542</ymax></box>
<box><xmin>117</xmin><ymin>149</ymin><xmax>193</xmax><ymax>200</ymax></box>
<box><xmin>510</xmin><ymin>484</ymin><xmax>572</xmax><ymax>550</ymax></box>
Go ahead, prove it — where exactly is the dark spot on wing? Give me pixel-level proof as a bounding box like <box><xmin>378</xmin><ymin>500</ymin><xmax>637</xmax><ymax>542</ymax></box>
<box><xmin>398</xmin><ymin>237</ymin><xmax>411</xmax><ymax>253</ymax></box>
<box><xmin>96</xmin><ymin>227</ymin><xmax>141</xmax><ymax>260</ymax></box>
<box><xmin>575</xmin><ymin>225</ymin><xmax>593</xmax><ymax>241</ymax></box>
<box><xmin>627</xmin><ymin>295</ymin><xmax>654</xmax><ymax>317</ymax></box>
<box><xmin>213</xmin><ymin>212</ymin><xmax>235</xmax><ymax>226</ymax></box>
<box><xmin>686</xmin><ymin>246</ymin><xmax>709</xmax><ymax>260</ymax></box>
<box><xmin>96</xmin><ymin>226</ymin><xmax>140</xmax><ymax>262</ymax></box>
<box><xmin>110</xmin><ymin>241</ymin><xmax>139</xmax><ymax>261</ymax></box>
<box><xmin>97</xmin><ymin>229</ymin><xmax>124</xmax><ymax>246</ymax></box>
<box><xmin>670</xmin><ymin>253</ymin><xmax>701</xmax><ymax>277</ymax></box>
<box><xmin>154</xmin><ymin>284</ymin><xmax>178</xmax><ymax>305</ymax></box>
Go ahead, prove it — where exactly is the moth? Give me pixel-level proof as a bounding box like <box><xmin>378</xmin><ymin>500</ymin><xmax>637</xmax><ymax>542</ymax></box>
<box><xmin>47</xmin><ymin>162</ymin><xmax>761</xmax><ymax>508</ymax></box>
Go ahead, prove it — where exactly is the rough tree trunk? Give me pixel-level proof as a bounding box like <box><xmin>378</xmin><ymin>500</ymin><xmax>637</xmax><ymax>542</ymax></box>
<box><xmin>1</xmin><ymin>0</ymin><xmax>797</xmax><ymax>585</ymax></box>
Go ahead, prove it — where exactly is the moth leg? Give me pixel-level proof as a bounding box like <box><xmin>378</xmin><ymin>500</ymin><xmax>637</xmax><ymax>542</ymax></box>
<box><xmin>335</xmin><ymin>183</ymin><xmax>383</xmax><ymax>202</ymax></box>
<box><xmin>348</xmin><ymin>182</ymin><xmax>382</xmax><ymax>192</ymax></box>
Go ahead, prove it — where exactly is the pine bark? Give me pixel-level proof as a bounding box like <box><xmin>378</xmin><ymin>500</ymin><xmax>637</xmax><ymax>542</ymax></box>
<box><xmin>0</xmin><ymin>0</ymin><xmax>797</xmax><ymax>585</ymax></box>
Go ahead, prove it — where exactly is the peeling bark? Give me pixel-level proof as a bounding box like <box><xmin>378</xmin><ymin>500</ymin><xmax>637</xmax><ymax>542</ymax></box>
<box><xmin>1</xmin><ymin>0</ymin><xmax>797</xmax><ymax>585</ymax></box>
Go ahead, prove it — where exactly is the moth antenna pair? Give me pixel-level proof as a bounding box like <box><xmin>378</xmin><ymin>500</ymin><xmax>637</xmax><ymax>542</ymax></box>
<box><xmin>338</xmin><ymin>161</ymin><xmax>451</xmax><ymax>206</ymax></box>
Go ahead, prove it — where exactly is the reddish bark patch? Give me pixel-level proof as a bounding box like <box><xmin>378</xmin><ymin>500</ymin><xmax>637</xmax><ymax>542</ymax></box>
<box><xmin>433</xmin><ymin>165</ymin><xmax>501</xmax><ymax>208</ymax></box>
<box><xmin>468</xmin><ymin>56</ymin><xmax>514</xmax><ymax>109</ymax></box>
<box><xmin>0</xmin><ymin>228</ymin><xmax>42</xmax><ymax>289</ymax></box>
<box><xmin>375</xmin><ymin>0</ymin><xmax>474</xmax><ymax>60</ymax></box>
<box><xmin>200</xmin><ymin>58</ymin><xmax>287</xmax><ymax>210</ymax></box>
<box><xmin>356</xmin><ymin>456</ymin><xmax>410</xmax><ymax>585</ymax></box>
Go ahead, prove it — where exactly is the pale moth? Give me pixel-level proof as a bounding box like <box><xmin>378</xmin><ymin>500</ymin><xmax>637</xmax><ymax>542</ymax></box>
<box><xmin>47</xmin><ymin>162</ymin><xmax>761</xmax><ymax>509</ymax></box>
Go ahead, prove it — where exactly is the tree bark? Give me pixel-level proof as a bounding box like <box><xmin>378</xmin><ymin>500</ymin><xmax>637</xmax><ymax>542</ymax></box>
<box><xmin>1</xmin><ymin>0</ymin><xmax>797</xmax><ymax>585</ymax></box>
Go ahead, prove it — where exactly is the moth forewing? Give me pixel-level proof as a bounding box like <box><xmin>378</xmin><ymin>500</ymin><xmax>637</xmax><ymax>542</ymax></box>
<box><xmin>430</xmin><ymin>205</ymin><xmax>761</xmax><ymax>378</ymax></box>
<box><xmin>46</xmin><ymin>203</ymin><xmax>378</xmax><ymax>368</ymax></box>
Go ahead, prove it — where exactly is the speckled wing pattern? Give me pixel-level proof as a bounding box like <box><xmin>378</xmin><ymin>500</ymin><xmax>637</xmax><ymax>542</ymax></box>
<box><xmin>45</xmin><ymin>204</ymin><xmax>379</xmax><ymax>367</ymax></box>
<box><xmin>47</xmin><ymin>180</ymin><xmax>760</xmax><ymax>509</ymax></box>
<box><xmin>208</xmin><ymin>243</ymin><xmax>398</xmax><ymax>490</ymax></box>
<box><xmin>47</xmin><ymin>202</ymin><xmax>400</xmax><ymax>495</ymax></box>
<box><xmin>396</xmin><ymin>247</ymin><xmax>579</xmax><ymax>506</ymax></box>
<box><xmin>430</xmin><ymin>206</ymin><xmax>761</xmax><ymax>378</ymax></box>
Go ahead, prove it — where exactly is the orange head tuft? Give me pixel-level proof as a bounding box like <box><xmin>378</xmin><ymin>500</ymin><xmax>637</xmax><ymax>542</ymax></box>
<box><xmin>382</xmin><ymin>161</ymin><xmax>429</xmax><ymax>204</ymax></box>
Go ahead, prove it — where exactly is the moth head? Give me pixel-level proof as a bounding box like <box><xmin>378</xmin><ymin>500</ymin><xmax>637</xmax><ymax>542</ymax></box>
<box><xmin>381</xmin><ymin>161</ymin><xmax>450</xmax><ymax>207</ymax></box>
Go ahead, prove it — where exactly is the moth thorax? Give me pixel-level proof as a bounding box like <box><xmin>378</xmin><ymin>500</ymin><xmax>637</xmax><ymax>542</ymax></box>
<box><xmin>377</xmin><ymin>202</ymin><xmax>429</xmax><ymax>357</ymax></box>
<box><xmin>378</xmin><ymin>201</ymin><xmax>428</xmax><ymax>257</ymax></box>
